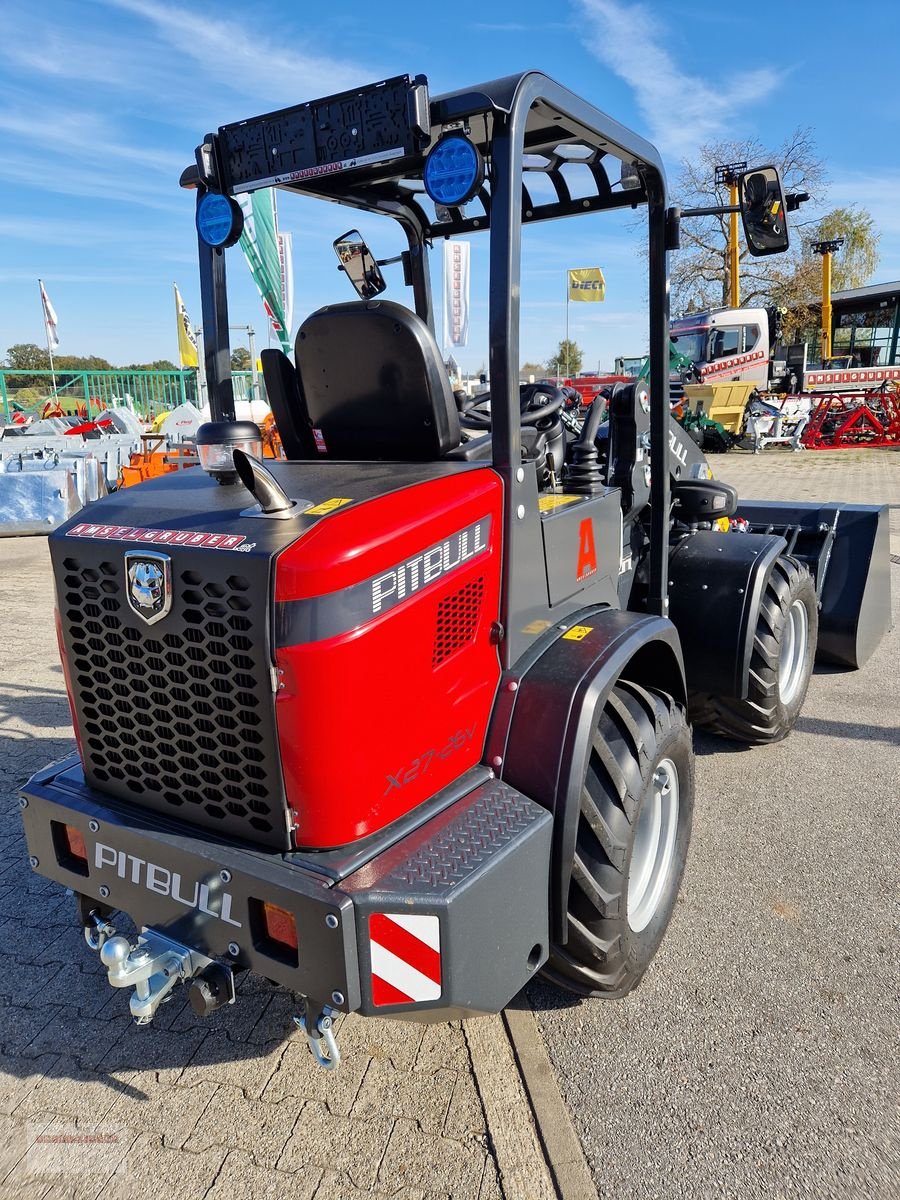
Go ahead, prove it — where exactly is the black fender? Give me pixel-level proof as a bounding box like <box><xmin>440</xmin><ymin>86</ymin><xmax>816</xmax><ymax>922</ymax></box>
<box><xmin>492</xmin><ymin>607</ymin><xmax>686</xmax><ymax>944</ymax></box>
<box><xmin>667</xmin><ymin>531</ymin><xmax>786</xmax><ymax>698</ymax></box>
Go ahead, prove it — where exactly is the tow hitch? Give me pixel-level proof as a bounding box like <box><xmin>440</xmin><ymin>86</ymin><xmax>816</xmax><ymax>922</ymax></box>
<box><xmin>84</xmin><ymin>915</ymin><xmax>235</xmax><ymax>1024</ymax></box>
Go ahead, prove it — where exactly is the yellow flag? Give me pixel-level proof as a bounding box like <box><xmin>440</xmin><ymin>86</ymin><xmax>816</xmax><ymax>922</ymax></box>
<box><xmin>174</xmin><ymin>283</ymin><xmax>199</xmax><ymax>368</ymax></box>
<box><xmin>568</xmin><ymin>267</ymin><xmax>606</xmax><ymax>302</ymax></box>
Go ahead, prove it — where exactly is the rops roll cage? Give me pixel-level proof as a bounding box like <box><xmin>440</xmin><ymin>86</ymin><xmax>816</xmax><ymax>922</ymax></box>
<box><xmin>181</xmin><ymin>71</ymin><xmax>673</xmax><ymax>619</ymax></box>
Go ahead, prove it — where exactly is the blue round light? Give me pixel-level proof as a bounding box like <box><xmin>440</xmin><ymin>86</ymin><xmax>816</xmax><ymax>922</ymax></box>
<box><xmin>197</xmin><ymin>191</ymin><xmax>242</xmax><ymax>247</ymax></box>
<box><xmin>424</xmin><ymin>135</ymin><xmax>483</xmax><ymax>207</ymax></box>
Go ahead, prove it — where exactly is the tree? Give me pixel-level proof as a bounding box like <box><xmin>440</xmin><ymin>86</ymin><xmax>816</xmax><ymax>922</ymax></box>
<box><xmin>545</xmin><ymin>339</ymin><xmax>583</xmax><ymax>377</ymax></box>
<box><xmin>520</xmin><ymin>361</ymin><xmax>545</xmax><ymax>379</ymax></box>
<box><xmin>123</xmin><ymin>359</ymin><xmax>178</xmax><ymax>372</ymax></box>
<box><xmin>56</xmin><ymin>354</ymin><xmax>112</xmax><ymax>371</ymax></box>
<box><xmin>3</xmin><ymin>344</ymin><xmax>50</xmax><ymax>371</ymax></box>
<box><xmin>231</xmin><ymin>347</ymin><xmax>252</xmax><ymax>371</ymax></box>
<box><xmin>671</xmin><ymin>128</ymin><xmax>828</xmax><ymax>313</ymax></box>
<box><xmin>807</xmin><ymin>207</ymin><xmax>880</xmax><ymax>292</ymax></box>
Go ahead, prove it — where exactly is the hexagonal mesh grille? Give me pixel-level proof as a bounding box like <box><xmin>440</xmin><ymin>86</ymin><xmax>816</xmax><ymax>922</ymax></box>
<box><xmin>432</xmin><ymin>577</ymin><xmax>484</xmax><ymax>668</ymax></box>
<box><xmin>59</xmin><ymin>552</ymin><xmax>288</xmax><ymax>849</ymax></box>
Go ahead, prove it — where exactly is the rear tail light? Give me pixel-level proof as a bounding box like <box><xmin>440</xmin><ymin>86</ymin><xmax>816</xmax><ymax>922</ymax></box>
<box><xmin>250</xmin><ymin>899</ymin><xmax>299</xmax><ymax>966</ymax></box>
<box><xmin>262</xmin><ymin>902</ymin><xmax>298</xmax><ymax>949</ymax></box>
<box><xmin>51</xmin><ymin>821</ymin><xmax>89</xmax><ymax>877</ymax></box>
<box><xmin>54</xmin><ymin>606</ymin><xmax>84</xmax><ymax>762</ymax></box>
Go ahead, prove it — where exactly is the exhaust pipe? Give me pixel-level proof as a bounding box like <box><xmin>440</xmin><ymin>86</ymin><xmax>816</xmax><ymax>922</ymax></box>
<box><xmin>233</xmin><ymin>448</ymin><xmax>295</xmax><ymax>515</ymax></box>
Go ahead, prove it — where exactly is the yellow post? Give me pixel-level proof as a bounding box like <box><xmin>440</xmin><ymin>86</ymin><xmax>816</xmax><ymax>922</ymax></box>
<box><xmin>812</xmin><ymin>238</ymin><xmax>843</xmax><ymax>362</ymax></box>
<box><xmin>716</xmin><ymin>164</ymin><xmax>746</xmax><ymax>309</ymax></box>
<box><xmin>728</xmin><ymin>179</ymin><xmax>740</xmax><ymax>309</ymax></box>
<box><xmin>821</xmin><ymin>250</ymin><xmax>832</xmax><ymax>359</ymax></box>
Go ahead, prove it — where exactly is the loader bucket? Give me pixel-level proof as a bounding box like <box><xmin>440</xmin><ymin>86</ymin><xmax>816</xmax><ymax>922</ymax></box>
<box><xmin>736</xmin><ymin>500</ymin><xmax>892</xmax><ymax>668</ymax></box>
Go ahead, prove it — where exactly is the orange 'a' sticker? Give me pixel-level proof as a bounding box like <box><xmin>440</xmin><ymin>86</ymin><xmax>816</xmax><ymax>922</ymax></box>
<box><xmin>576</xmin><ymin>518</ymin><xmax>597</xmax><ymax>582</ymax></box>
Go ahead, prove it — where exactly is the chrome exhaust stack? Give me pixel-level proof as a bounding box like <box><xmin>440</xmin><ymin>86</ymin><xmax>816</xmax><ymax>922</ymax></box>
<box><xmin>233</xmin><ymin>448</ymin><xmax>301</xmax><ymax>518</ymax></box>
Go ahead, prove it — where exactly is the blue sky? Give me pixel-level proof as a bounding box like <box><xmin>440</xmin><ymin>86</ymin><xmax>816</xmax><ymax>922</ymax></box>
<box><xmin>2</xmin><ymin>0</ymin><xmax>899</xmax><ymax>373</ymax></box>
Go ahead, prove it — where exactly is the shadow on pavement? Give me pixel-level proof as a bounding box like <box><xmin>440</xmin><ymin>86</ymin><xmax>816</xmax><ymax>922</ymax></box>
<box><xmin>794</xmin><ymin>714</ymin><xmax>899</xmax><ymax>744</ymax></box>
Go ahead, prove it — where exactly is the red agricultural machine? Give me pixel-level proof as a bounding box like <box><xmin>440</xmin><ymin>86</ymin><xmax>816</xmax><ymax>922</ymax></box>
<box><xmin>19</xmin><ymin>72</ymin><xmax>891</xmax><ymax>1070</ymax></box>
<box><xmin>802</xmin><ymin>384</ymin><xmax>900</xmax><ymax>449</ymax></box>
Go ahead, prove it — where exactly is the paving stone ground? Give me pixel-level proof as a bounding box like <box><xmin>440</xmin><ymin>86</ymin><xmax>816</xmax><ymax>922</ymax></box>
<box><xmin>1</xmin><ymin>446</ymin><xmax>895</xmax><ymax>1199</ymax></box>
<box><xmin>0</xmin><ymin>538</ymin><xmax>508</xmax><ymax>1200</ymax></box>
<box><xmin>713</xmin><ymin>444</ymin><xmax>900</xmax><ymax>552</ymax></box>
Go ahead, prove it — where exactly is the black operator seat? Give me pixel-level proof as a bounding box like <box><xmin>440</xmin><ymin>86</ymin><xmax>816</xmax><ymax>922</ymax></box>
<box><xmin>293</xmin><ymin>299</ymin><xmax>462</xmax><ymax>461</ymax></box>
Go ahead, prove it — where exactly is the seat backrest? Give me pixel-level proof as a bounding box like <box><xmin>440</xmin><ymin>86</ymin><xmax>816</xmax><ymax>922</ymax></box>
<box><xmin>295</xmin><ymin>299</ymin><xmax>460</xmax><ymax>460</ymax></box>
<box><xmin>260</xmin><ymin>348</ymin><xmax>317</xmax><ymax>459</ymax></box>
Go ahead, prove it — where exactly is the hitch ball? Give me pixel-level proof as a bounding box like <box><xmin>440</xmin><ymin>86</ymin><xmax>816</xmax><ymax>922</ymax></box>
<box><xmin>189</xmin><ymin>963</ymin><xmax>234</xmax><ymax>1017</ymax></box>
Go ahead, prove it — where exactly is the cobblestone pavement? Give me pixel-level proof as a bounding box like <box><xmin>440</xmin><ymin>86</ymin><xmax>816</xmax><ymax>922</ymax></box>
<box><xmin>713</xmin><ymin>445</ymin><xmax>900</xmax><ymax>551</ymax></box>
<box><xmin>2</xmin><ymin>449</ymin><xmax>895</xmax><ymax>1199</ymax></box>
<box><xmin>533</xmin><ymin>447</ymin><xmax>899</xmax><ymax>1200</ymax></box>
<box><xmin>0</xmin><ymin>539</ymin><xmax>508</xmax><ymax>1200</ymax></box>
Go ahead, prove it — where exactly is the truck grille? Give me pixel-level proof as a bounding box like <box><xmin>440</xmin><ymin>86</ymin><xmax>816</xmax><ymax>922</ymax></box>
<box><xmin>58</xmin><ymin>551</ymin><xmax>288</xmax><ymax>850</ymax></box>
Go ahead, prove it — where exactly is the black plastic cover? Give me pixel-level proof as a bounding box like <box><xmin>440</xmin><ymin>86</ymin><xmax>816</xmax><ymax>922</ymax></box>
<box><xmin>218</xmin><ymin>75</ymin><xmax>424</xmax><ymax>193</ymax></box>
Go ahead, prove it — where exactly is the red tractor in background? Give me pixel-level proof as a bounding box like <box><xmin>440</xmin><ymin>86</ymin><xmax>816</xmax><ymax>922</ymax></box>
<box><xmin>20</xmin><ymin>72</ymin><xmax>890</xmax><ymax>1070</ymax></box>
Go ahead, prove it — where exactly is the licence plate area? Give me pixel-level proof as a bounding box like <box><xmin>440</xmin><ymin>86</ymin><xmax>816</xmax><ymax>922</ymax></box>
<box><xmin>20</xmin><ymin>757</ymin><xmax>359</xmax><ymax>1010</ymax></box>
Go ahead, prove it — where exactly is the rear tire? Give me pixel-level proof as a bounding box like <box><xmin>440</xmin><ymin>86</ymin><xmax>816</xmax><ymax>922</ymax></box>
<box><xmin>690</xmin><ymin>555</ymin><xmax>818</xmax><ymax>744</ymax></box>
<box><xmin>542</xmin><ymin>681</ymin><xmax>694</xmax><ymax>998</ymax></box>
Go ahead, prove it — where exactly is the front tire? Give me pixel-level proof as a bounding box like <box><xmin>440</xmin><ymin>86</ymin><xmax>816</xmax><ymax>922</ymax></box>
<box><xmin>690</xmin><ymin>555</ymin><xmax>818</xmax><ymax>744</ymax></box>
<box><xmin>543</xmin><ymin>681</ymin><xmax>694</xmax><ymax>998</ymax></box>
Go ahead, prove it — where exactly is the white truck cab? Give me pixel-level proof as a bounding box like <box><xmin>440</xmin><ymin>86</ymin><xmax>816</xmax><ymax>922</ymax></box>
<box><xmin>670</xmin><ymin>307</ymin><xmax>770</xmax><ymax>387</ymax></box>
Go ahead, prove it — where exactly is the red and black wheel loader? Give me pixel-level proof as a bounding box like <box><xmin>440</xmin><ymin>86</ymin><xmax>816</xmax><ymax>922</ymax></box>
<box><xmin>20</xmin><ymin>72</ymin><xmax>891</xmax><ymax>1070</ymax></box>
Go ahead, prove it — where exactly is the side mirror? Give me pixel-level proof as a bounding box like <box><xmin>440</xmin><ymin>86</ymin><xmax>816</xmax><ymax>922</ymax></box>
<box><xmin>739</xmin><ymin>166</ymin><xmax>789</xmax><ymax>256</ymax></box>
<box><xmin>333</xmin><ymin>230</ymin><xmax>387</xmax><ymax>299</ymax></box>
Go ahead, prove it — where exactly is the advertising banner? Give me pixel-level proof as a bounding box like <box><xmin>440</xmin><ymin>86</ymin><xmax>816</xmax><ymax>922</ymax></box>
<box><xmin>173</xmin><ymin>284</ymin><xmax>198</xmax><ymax>368</ymax></box>
<box><xmin>237</xmin><ymin>190</ymin><xmax>292</xmax><ymax>354</ymax></box>
<box><xmin>443</xmin><ymin>240</ymin><xmax>470</xmax><ymax>349</ymax></box>
<box><xmin>568</xmin><ymin>267</ymin><xmax>606</xmax><ymax>302</ymax></box>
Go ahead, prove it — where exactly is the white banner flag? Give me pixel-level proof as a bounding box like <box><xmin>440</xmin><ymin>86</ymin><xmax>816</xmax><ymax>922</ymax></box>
<box><xmin>39</xmin><ymin>279</ymin><xmax>59</xmax><ymax>348</ymax></box>
<box><xmin>443</xmin><ymin>240</ymin><xmax>470</xmax><ymax>349</ymax></box>
<box><xmin>279</xmin><ymin>231</ymin><xmax>294</xmax><ymax>342</ymax></box>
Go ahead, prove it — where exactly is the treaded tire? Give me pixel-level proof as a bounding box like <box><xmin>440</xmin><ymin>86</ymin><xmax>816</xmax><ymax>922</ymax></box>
<box><xmin>690</xmin><ymin>554</ymin><xmax>818</xmax><ymax>744</ymax></box>
<box><xmin>542</xmin><ymin>681</ymin><xmax>694</xmax><ymax>999</ymax></box>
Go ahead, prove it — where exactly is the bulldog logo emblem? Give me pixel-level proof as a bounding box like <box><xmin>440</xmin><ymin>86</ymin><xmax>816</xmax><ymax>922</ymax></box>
<box><xmin>125</xmin><ymin>552</ymin><xmax>172</xmax><ymax>625</ymax></box>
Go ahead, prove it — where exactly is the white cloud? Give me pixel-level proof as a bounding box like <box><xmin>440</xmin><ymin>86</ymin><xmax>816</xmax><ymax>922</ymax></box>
<box><xmin>0</xmin><ymin>107</ymin><xmax>184</xmax><ymax>176</ymax></box>
<box><xmin>575</xmin><ymin>0</ymin><xmax>778</xmax><ymax>156</ymax></box>
<box><xmin>100</xmin><ymin>0</ymin><xmax>378</xmax><ymax>106</ymax></box>
<box><xmin>0</xmin><ymin>155</ymin><xmax>182</xmax><ymax>212</ymax></box>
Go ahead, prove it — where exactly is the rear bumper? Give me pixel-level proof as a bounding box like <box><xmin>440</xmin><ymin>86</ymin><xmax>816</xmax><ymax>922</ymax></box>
<box><xmin>20</xmin><ymin>757</ymin><xmax>552</xmax><ymax>1020</ymax></box>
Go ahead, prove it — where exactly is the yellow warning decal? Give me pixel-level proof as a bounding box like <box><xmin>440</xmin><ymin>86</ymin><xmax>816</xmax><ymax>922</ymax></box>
<box><xmin>538</xmin><ymin>494</ymin><xmax>582</xmax><ymax>512</ymax></box>
<box><xmin>562</xmin><ymin>625</ymin><xmax>593</xmax><ymax>642</ymax></box>
<box><xmin>305</xmin><ymin>497</ymin><xmax>353</xmax><ymax>516</ymax></box>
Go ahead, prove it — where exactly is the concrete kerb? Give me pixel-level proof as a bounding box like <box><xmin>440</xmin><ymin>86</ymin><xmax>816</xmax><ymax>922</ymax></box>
<box><xmin>467</xmin><ymin>1002</ymin><xmax>599</xmax><ymax>1200</ymax></box>
<box><xmin>465</xmin><ymin>1013</ymin><xmax>557</xmax><ymax>1200</ymax></box>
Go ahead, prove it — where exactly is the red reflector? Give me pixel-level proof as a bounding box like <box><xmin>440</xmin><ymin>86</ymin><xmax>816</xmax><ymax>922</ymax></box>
<box><xmin>63</xmin><ymin>824</ymin><xmax>88</xmax><ymax>864</ymax></box>
<box><xmin>262</xmin><ymin>902</ymin><xmax>298</xmax><ymax>950</ymax></box>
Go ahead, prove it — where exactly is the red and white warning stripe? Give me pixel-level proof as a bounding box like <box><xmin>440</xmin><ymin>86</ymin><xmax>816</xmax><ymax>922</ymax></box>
<box><xmin>369</xmin><ymin>913</ymin><xmax>441</xmax><ymax>1007</ymax></box>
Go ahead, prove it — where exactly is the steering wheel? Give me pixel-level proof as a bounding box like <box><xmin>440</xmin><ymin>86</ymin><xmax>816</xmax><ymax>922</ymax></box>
<box><xmin>519</xmin><ymin>382</ymin><xmax>565</xmax><ymax>426</ymax></box>
<box><xmin>459</xmin><ymin>383</ymin><xmax>566</xmax><ymax>432</ymax></box>
<box><xmin>458</xmin><ymin>390</ymin><xmax>493</xmax><ymax>430</ymax></box>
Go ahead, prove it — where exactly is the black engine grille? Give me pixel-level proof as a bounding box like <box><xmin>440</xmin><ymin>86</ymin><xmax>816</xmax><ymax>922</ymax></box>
<box><xmin>58</xmin><ymin>551</ymin><xmax>288</xmax><ymax>850</ymax></box>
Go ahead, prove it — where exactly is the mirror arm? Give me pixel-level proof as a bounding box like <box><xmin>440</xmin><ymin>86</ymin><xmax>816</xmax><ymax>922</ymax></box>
<box><xmin>375</xmin><ymin>253</ymin><xmax>405</xmax><ymax>267</ymax></box>
<box><xmin>680</xmin><ymin>204</ymin><xmax>740</xmax><ymax>218</ymax></box>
